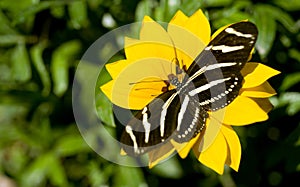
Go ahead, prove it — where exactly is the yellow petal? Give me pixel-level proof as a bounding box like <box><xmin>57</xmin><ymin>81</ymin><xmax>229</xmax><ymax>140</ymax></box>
<box><xmin>124</xmin><ymin>37</ymin><xmax>175</xmax><ymax>62</ymax></box>
<box><xmin>221</xmin><ymin>125</ymin><xmax>241</xmax><ymax>171</ymax></box>
<box><xmin>251</xmin><ymin>98</ymin><xmax>274</xmax><ymax>114</ymax></box>
<box><xmin>169</xmin><ymin>10</ymin><xmax>188</xmax><ymax>27</ymax></box>
<box><xmin>139</xmin><ymin>16</ymin><xmax>174</xmax><ymax>48</ymax></box>
<box><xmin>240</xmin><ymin>81</ymin><xmax>277</xmax><ymax>98</ymax></box>
<box><xmin>193</xmin><ymin>126</ymin><xmax>227</xmax><ymax>175</ymax></box>
<box><xmin>196</xmin><ymin>110</ymin><xmax>224</xmax><ymax>153</ymax></box>
<box><xmin>223</xmin><ymin>96</ymin><xmax>269</xmax><ymax>125</ymax></box>
<box><xmin>170</xmin><ymin>130</ymin><xmax>204</xmax><ymax>159</ymax></box>
<box><xmin>105</xmin><ymin>59</ymin><xmax>129</xmax><ymax>79</ymax></box>
<box><xmin>101</xmin><ymin>58</ymin><xmax>174</xmax><ymax>109</ymax></box>
<box><xmin>167</xmin><ymin>10</ymin><xmax>208</xmax><ymax>69</ymax></box>
<box><xmin>170</xmin><ymin>141</ymin><xmax>189</xmax><ymax>159</ymax></box>
<box><xmin>100</xmin><ymin>79</ymin><xmax>115</xmax><ymax>99</ymax></box>
<box><xmin>184</xmin><ymin>10</ymin><xmax>211</xmax><ymax>45</ymax></box>
<box><xmin>167</xmin><ymin>23</ymin><xmax>205</xmax><ymax>69</ymax></box>
<box><xmin>241</xmin><ymin>63</ymin><xmax>280</xmax><ymax>88</ymax></box>
<box><xmin>148</xmin><ymin>141</ymin><xmax>175</xmax><ymax>168</ymax></box>
<box><xmin>168</xmin><ymin>10</ymin><xmax>196</xmax><ymax>69</ymax></box>
<box><xmin>125</xmin><ymin>16</ymin><xmax>176</xmax><ymax>62</ymax></box>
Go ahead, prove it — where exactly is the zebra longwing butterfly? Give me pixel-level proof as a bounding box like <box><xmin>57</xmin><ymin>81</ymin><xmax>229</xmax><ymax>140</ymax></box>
<box><xmin>120</xmin><ymin>21</ymin><xmax>258</xmax><ymax>156</ymax></box>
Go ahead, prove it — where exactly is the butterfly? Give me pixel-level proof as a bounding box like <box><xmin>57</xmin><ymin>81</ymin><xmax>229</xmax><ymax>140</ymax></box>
<box><xmin>120</xmin><ymin>21</ymin><xmax>258</xmax><ymax>156</ymax></box>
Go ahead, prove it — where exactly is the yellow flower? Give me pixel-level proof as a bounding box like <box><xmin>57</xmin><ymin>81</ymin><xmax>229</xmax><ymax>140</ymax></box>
<box><xmin>100</xmin><ymin>10</ymin><xmax>280</xmax><ymax>174</ymax></box>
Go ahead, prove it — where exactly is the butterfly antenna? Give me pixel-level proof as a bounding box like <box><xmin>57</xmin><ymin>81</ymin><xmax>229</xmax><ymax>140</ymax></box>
<box><xmin>169</xmin><ymin>36</ymin><xmax>186</xmax><ymax>76</ymax></box>
<box><xmin>129</xmin><ymin>79</ymin><xmax>167</xmax><ymax>85</ymax></box>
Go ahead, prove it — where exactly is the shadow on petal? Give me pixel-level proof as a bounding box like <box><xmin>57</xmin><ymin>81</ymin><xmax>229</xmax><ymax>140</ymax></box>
<box><xmin>148</xmin><ymin>141</ymin><xmax>175</xmax><ymax>168</ymax></box>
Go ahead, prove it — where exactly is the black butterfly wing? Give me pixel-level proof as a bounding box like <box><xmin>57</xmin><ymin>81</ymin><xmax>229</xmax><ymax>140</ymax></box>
<box><xmin>171</xmin><ymin>94</ymin><xmax>207</xmax><ymax>143</ymax></box>
<box><xmin>120</xmin><ymin>90</ymin><xmax>180</xmax><ymax>155</ymax></box>
<box><xmin>120</xmin><ymin>21</ymin><xmax>258</xmax><ymax>156</ymax></box>
<box><xmin>186</xmin><ymin>21</ymin><xmax>258</xmax><ymax>111</ymax></box>
<box><xmin>120</xmin><ymin>90</ymin><xmax>208</xmax><ymax>156</ymax></box>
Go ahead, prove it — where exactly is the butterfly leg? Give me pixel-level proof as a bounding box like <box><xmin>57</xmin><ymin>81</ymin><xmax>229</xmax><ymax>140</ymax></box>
<box><xmin>161</xmin><ymin>80</ymin><xmax>170</xmax><ymax>92</ymax></box>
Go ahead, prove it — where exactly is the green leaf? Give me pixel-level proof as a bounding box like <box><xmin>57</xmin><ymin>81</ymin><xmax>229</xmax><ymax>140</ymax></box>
<box><xmin>2</xmin><ymin>143</ymin><xmax>28</xmax><ymax>176</ymax></box>
<box><xmin>11</xmin><ymin>42</ymin><xmax>31</xmax><ymax>82</ymax></box>
<box><xmin>0</xmin><ymin>10</ymin><xmax>18</xmax><ymax>35</ymax></box>
<box><xmin>287</xmin><ymin>101</ymin><xmax>300</xmax><ymax>116</ymax></box>
<box><xmin>54</xmin><ymin>134</ymin><xmax>90</xmax><ymax>157</ymax></box>
<box><xmin>135</xmin><ymin>0</ymin><xmax>155</xmax><ymax>21</ymax></box>
<box><xmin>12</xmin><ymin>1</ymin><xmax>67</xmax><ymax>25</ymax></box>
<box><xmin>88</xmin><ymin>161</ymin><xmax>113</xmax><ymax>186</ymax></box>
<box><xmin>153</xmin><ymin>0</ymin><xmax>181</xmax><ymax>22</ymax></box>
<box><xmin>165</xmin><ymin>0</ymin><xmax>181</xmax><ymax>17</ymax></box>
<box><xmin>21</xmin><ymin>152</ymin><xmax>68</xmax><ymax>187</ymax></box>
<box><xmin>210</xmin><ymin>1</ymin><xmax>252</xmax><ymax>28</ymax></box>
<box><xmin>180</xmin><ymin>0</ymin><xmax>203</xmax><ymax>15</ymax></box>
<box><xmin>51</xmin><ymin>40</ymin><xmax>81</xmax><ymax>97</ymax></box>
<box><xmin>203</xmin><ymin>0</ymin><xmax>233</xmax><ymax>7</ymax></box>
<box><xmin>280</xmin><ymin>72</ymin><xmax>300</xmax><ymax>91</ymax></box>
<box><xmin>96</xmin><ymin>69</ymin><xmax>115</xmax><ymax>127</ymax></box>
<box><xmin>21</xmin><ymin>153</ymin><xmax>50</xmax><ymax>187</ymax></box>
<box><xmin>154</xmin><ymin>4</ymin><xmax>164</xmax><ymax>21</ymax></box>
<box><xmin>289</xmin><ymin>48</ymin><xmax>300</xmax><ymax>62</ymax></box>
<box><xmin>274</xmin><ymin>0</ymin><xmax>300</xmax><ymax>11</ymax></box>
<box><xmin>50</xmin><ymin>5</ymin><xmax>65</xmax><ymax>18</ymax></box>
<box><xmin>252</xmin><ymin>4</ymin><xmax>298</xmax><ymax>58</ymax></box>
<box><xmin>0</xmin><ymin>34</ymin><xmax>37</xmax><ymax>47</ymax></box>
<box><xmin>0</xmin><ymin>0</ymin><xmax>35</xmax><ymax>13</ymax></box>
<box><xmin>96</xmin><ymin>90</ymin><xmax>115</xmax><ymax>127</ymax></box>
<box><xmin>252</xmin><ymin>5</ymin><xmax>277</xmax><ymax>59</ymax></box>
<box><xmin>212</xmin><ymin>11</ymin><xmax>250</xmax><ymax>29</ymax></box>
<box><xmin>47</xmin><ymin>156</ymin><xmax>68</xmax><ymax>187</ymax></box>
<box><xmin>274</xmin><ymin>92</ymin><xmax>300</xmax><ymax>116</ymax></box>
<box><xmin>113</xmin><ymin>166</ymin><xmax>145</xmax><ymax>187</ymax></box>
<box><xmin>150</xmin><ymin>156</ymin><xmax>183</xmax><ymax>179</ymax></box>
<box><xmin>30</xmin><ymin>41</ymin><xmax>51</xmax><ymax>96</ymax></box>
<box><xmin>262</xmin><ymin>5</ymin><xmax>298</xmax><ymax>33</ymax></box>
<box><xmin>280</xmin><ymin>35</ymin><xmax>292</xmax><ymax>48</ymax></box>
<box><xmin>87</xmin><ymin>0</ymin><xmax>105</xmax><ymax>10</ymax></box>
<box><xmin>68</xmin><ymin>0</ymin><xmax>88</xmax><ymax>29</ymax></box>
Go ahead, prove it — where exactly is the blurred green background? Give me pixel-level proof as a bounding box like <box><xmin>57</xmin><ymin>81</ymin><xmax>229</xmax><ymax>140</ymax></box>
<box><xmin>0</xmin><ymin>0</ymin><xmax>300</xmax><ymax>186</ymax></box>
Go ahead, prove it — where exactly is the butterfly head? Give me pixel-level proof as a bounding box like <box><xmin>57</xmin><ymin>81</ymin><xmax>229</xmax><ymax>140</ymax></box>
<box><xmin>167</xmin><ymin>74</ymin><xmax>182</xmax><ymax>88</ymax></box>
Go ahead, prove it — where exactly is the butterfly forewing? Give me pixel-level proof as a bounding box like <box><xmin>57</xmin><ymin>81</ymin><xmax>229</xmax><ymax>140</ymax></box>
<box><xmin>120</xmin><ymin>21</ymin><xmax>258</xmax><ymax>156</ymax></box>
<box><xmin>187</xmin><ymin>21</ymin><xmax>258</xmax><ymax>110</ymax></box>
<box><xmin>208</xmin><ymin>21</ymin><xmax>258</xmax><ymax>67</ymax></box>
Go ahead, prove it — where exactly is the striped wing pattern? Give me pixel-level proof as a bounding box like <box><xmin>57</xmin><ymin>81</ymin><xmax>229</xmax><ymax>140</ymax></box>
<box><xmin>120</xmin><ymin>21</ymin><xmax>258</xmax><ymax>156</ymax></box>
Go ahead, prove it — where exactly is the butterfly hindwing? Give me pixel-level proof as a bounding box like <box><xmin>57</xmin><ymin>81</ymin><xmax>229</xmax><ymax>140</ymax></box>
<box><xmin>172</xmin><ymin>94</ymin><xmax>207</xmax><ymax>142</ymax></box>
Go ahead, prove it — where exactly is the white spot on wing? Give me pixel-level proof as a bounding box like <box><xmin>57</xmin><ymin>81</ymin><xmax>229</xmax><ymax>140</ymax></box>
<box><xmin>212</xmin><ymin>45</ymin><xmax>244</xmax><ymax>53</ymax></box>
<box><xmin>205</xmin><ymin>46</ymin><xmax>212</xmax><ymax>50</ymax></box>
<box><xmin>125</xmin><ymin>126</ymin><xmax>139</xmax><ymax>154</ymax></box>
<box><xmin>189</xmin><ymin>77</ymin><xmax>231</xmax><ymax>96</ymax></box>
<box><xmin>225</xmin><ymin>27</ymin><xmax>253</xmax><ymax>38</ymax></box>
<box><xmin>177</xmin><ymin>95</ymin><xmax>190</xmax><ymax>131</ymax></box>
<box><xmin>206</xmin><ymin>62</ymin><xmax>237</xmax><ymax>71</ymax></box>
<box><xmin>160</xmin><ymin>93</ymin><xmax>177</xmax><ymax>137</ymax></box>
<box><xmin>142</xmin><ymin>107</ymin><xmax>151</xmax><ymax>143</ymax></box>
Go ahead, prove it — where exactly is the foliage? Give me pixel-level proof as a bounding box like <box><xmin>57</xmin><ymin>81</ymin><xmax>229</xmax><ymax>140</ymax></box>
<box><xmin>0</xmin><ymin>0</ymin><xmax>299</xmax><ymax>186</ymax></box>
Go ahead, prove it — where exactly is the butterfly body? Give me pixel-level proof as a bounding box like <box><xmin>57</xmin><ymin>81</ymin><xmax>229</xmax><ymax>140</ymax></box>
<box><xmin>120</xmin><ymin>21</ymin><xmax>258</xmax><ymax>156</ymax></box>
